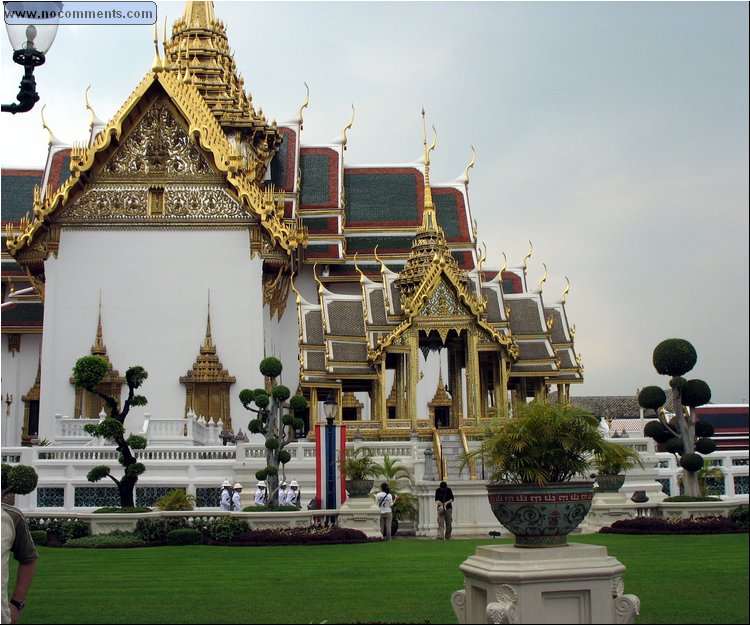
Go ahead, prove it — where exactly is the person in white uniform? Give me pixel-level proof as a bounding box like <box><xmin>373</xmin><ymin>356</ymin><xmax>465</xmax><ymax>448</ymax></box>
<box><xmin>278</xmin><ymin>481</ymin><xmax>288</xmax><ymax>505</ymax></box>
<box><xmin>287</xmin><ymin>480</ymin><xmax>301</xmax><ymax>508</ymax></box>
<box><xmin>232</xmin><ymin>483</ymin><xmax>243</xmax><ymax>511</ymax></box>
<box><xmin>219</xmin><ymin>480</ymin><xmax>233</xmax><ymax>511</ymax></box>
<box><xmin>254</xmin><ymin>481</ymin><xmax>267</xmax><ymax>506</ymax></box>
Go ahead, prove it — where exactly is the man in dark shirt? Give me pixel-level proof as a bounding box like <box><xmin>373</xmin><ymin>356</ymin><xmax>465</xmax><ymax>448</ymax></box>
<box><xmin>434</xmin><ymin>481</ymin><xmax>455</xmax><ymax>539</ymax></box>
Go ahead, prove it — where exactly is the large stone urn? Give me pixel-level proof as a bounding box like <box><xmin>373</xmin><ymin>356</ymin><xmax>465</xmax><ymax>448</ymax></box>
<box><xmin>487</xmin><ymin>481</ymin><xmax>595</xmax><ymax>547</ymax></box>
<box><xmin>595</xmin><ymin>474</ymin><xmax>626</xmax><ymax>493</ymax></box>
<box><xmin>345</xmin><ymin>479</ymin><xmax>374</xmax><ymax>498</ymax></box>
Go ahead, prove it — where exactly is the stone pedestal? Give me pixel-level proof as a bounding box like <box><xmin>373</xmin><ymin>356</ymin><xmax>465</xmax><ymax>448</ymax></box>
<box><xmin>451</xmin><ymin>543</ymin><xmax>639</xmax><ymax>624</ymax></box>
<box><xmin>338</xmin><ymin>497</ymin><xmax>381</xmax><ymax>538</ymax></box>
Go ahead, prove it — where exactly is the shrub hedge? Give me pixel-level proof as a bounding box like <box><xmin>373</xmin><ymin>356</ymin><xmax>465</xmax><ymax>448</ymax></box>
<box><xmin>26</xmin><ymin>518</ymin><xmax>90</xmax><ymax>543</ymax></box>
<box><xmin>730</xmin><ymin>504</ymin><xmax>748</xmax><ymax>530</ymax></box>
<box><xmin>600</xmin><ymin>515</ymin><xmax>746</xmax><ymax>535</ymax></box>
<box><xmin>30</xmin><ymin>530</ymin><xmax>48</xmax><ymax>546</ymax></box>
<box><xmin>167</xmin><ymin>528</ymin><xmax>203</xmax><ymax>546</ymax></box>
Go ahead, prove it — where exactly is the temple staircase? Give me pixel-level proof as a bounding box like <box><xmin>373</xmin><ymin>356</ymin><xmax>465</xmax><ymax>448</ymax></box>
<box><xmin>432</xmin><ymin>429</ymin><xmax>478</xmax><ymax>481</ymax></box>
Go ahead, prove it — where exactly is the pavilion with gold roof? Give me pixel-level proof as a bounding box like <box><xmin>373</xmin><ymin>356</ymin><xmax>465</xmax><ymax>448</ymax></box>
<box><xmin>1</xmin><ymin>1</ymin><xmax>583</xmax><ymax>451</ymax></box>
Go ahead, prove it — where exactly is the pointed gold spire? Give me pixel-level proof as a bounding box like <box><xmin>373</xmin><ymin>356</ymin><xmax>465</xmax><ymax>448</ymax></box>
<box><xmin>202</xmin><ymin>291</ymin><xmax>216</xmax><ymax>354</ymax></box>
<box><xmin>91</xmin><ymin>292</ymin><xmax>108</xmax><ymax>357</ymax></box>
<box><xmin>420</xmin><ymin>107</ymin><xmax>438</xmax><ymax>232</ymax></box>
<box><xmin>183</xmin><ymin>1</ymin><xmax>216</xmax><ymax>28</ymax></box>
<box><xmin>152</xmin><ymin>22</ymin><xmax>163</xmax><ymax>72</ymax></box>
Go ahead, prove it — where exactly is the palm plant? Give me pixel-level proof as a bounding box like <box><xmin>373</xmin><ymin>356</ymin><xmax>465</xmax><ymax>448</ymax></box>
<box><xmin>466</xmin><ymin>400</ymin><xmax>643</xmax><ymax>485</ymax></box>
<box><xmin>340</xmin><ymin>447</ymin><xmax>380</xmax><ymax>481</ymax></box>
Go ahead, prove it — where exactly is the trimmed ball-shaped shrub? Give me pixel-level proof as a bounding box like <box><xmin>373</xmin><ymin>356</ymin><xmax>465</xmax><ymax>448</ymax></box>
<box><xmin>695</xmin><ymin>437</ymin><xmax>717</xmax><ymax>455</ymax></box>
<box><xmin>670</xmin><ymin>376</ymin><xmax>687</xmax><ymax>390</ymax></box>
<box><xmin>652</xmin><ymin>338</ymin><xmax>697</xmax><ymax>377</ymax></box>
<box><xmin>72</xmin><ymin>355</ymin><xmax>110</xmax><ymax>390</ymax></box>
<box><xmin>644</xmin><ymin>420</ymin><xmax>673</xmax><ymax>443</ymax></box>
<box><xmin>638</xmin><ymin>386</ymin><xmax>666</xmax><ymax>411</ymax></box>
<box><xmin>695</xmin><ymin>421</ymin><xmax>715</xmax><ymax>437</ymax></box>
<box><xmin>98</xmin><ymin>418</ymin><xmax>125</xmax><ymax>440</ymax></box>
<box><xmin>264</xmin><ymin>465</ymin><xmax>278</xmax><ymax>477</ymax></box>
<box><xmin>259</xmin><ymin>357</ymin><xmax>283</xmax><ymax>379</ymax></box>
<box><xmin>248</xmin><ymin>419</ymin><xmax>261</xmax><ymax>433</ymax></box>
<box><xmin>681</xmin><ymin>379</ymin><xmax>712</xmax><ymax>408</ymax></box>
<box><xmin>239</xmin><ymin>388</ymin><xmax>255</xmax><ymax>406</ymax></box>
<box><xmin>680</xmin><ymin>452</ymin><xmax>705</xmax><ymax>472</ymax></box>
<box><xmin>4</xmin><ymin>464</ymin><xmax>38</xmax><ymax>495</ymax></box>
<box><xmin>289</xmin><ymin>394</ymin><xmax>309</xmax><ymax>411</ymax></box>
<box><xmin>255</xmin><ymin>469</ymin><xmax>268</xmax><ymax>481</ymax></box>
<box><xmin>272</xmin><ymin>385</ymin><xmax>291</xmax><ymax>402</ymax></box>
<box><xmin>664</xmin><ymin>437</ymin><xmax>685</xmax><ymax>455</ymax></box>
<box><xmin>127</xmin><ymin>434</ymin><xmax>148</xmax><ymax>450</ymax></box>
<box><xmin>282</xmin><ymin>414</ymin><xmax>295</xmax><ymax>426</ymax></box>
<box><xmin>167</xmin><ymin>528</ymin><xmax>203</xmax><ymax>546</ymax></box>
<box><xmin>265</xmin><ymin>437</ymin><xmax>280</xmax><ymax>450</ymax></box>
<box><xmin>253</xmin><ymin>392</ymin><xmax>270</xmax><ymax>409</ymax></box>
<box><xmin>278</xmin><ymin>450</ymin><xmax>292</xmax><ymax>464</ymax></box>
<box><xmin>293</xmin><ymin>417</ymin><xmax>305</xmax><ymax>431</ymax></box>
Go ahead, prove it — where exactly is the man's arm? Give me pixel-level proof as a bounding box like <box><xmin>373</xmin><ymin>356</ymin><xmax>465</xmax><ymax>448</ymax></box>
<box><xmin>10</xmin><ymin>560</ymin><xmax>36</xmax><ymax>623</ymax></box>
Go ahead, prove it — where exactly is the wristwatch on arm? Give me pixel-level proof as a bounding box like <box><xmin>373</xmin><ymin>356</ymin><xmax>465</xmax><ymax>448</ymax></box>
<box><xmin>10</xmin><ymin>598</ymin><xmax>26</xmax><ymax>611</ymax></box>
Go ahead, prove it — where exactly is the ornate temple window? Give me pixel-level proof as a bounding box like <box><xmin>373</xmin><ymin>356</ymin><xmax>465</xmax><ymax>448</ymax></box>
<box><xmin>180</xmin><ymin>307</ymin><xmax>236</xmax><ymax>430</ymax></box>
<box><xmin>21</xmin><ymin>358</ymin><xmax>41</xmax><ymax>445</ymax></box>
<box><xmin>341</xmin><ymin>391</ymin><xmax>364</xmax><ymax>421</ymax></box>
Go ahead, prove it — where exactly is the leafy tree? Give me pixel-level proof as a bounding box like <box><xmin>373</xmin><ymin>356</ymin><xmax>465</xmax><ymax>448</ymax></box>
<box><xmin>239</xmin><ymin>357</ymin><xmax>307</xmax><ymax>508</ymax></box>
<box><xmin>72</xmin><ymin>355</ymin><xmax>149</xmax><ymax>508</ymax></box>
<box><xmin>638</xmin><ymin>338</ymin><xmax>713</xmax><ymax>497</ymax></box>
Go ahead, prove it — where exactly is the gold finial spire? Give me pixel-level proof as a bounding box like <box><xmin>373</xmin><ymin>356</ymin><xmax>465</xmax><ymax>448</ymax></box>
<box><xmin>477</xmin><ymin>242</ymin><xmax>487</xmax><ymax>274</ymax></box>
<box><xmin>500</xmin><ymin>251</ymin><xmax>508</xmax><ymax>274</ymax></box>
<box><xmin>420</xmin><ymin>107</ymin><xmax>438</xmax><ymax>231</ymax></box>
<box><xmin>561</xmin><ymin>276</ymin><xmax>570</xmax><ymax>304</ymax></box>
<box><xmin>152</xmin><ymin>22</ymin><xmax>162</xmax><ymax>72</ymax></box>
<box><xmin>341</xmin><ymin>104</ymin><xmax>355</xmax><ymax>151</ymax></box>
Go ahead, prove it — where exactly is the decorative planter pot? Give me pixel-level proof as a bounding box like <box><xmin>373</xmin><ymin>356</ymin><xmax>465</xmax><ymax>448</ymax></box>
<box><xmin>345</xmin><ymin>479</ymin><xmax>374</xmax><ymax>498</ymax></box>
<box><xmin>486</xmin><ymin>481</ymin><xmax>595</xmax><ymax>548</ymax></box>
<box><xmin>595</xmin><ymin>473</ymin><xmax>626</xmax><ymax>493</ymax></box>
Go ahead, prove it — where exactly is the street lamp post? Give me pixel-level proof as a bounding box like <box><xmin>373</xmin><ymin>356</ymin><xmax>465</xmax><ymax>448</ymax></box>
<box><xmin>3</xmin><ymin>7</ymin><xmax>60</xmax><ymax>114</ymax></box>
<box><xmin>323</xmin><ymin>391</ymin><xmax>338</xmax><ymax>519</ymax></box>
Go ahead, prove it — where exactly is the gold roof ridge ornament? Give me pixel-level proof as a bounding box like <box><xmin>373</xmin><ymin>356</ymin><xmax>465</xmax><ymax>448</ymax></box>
<box><xmin>536</xmin><ymin>262</ymin><xmax>548</xmax><ymax>292</ymax></box>
<box><xmin>522</xmin><ymin>240</ymin><xmax>533</xmax><ymax>271</ymax></box>
<box><xmin>298</xmin><ymin>82</ymin><xmax>310</xmax><ymax>129</ymax></box>
<box><xmin>341</xmin><ymin>104</ymin><xmax>355</xmax><ymax>151</ymax></box>
<box><xmin>561</xmin><ymin>276</ymin><xmax>570</xmax><ymax>305</ymax></box>
<box><xmin>463</xmin><ymin>146</ymin><xmax>476</xmax><ymax>185</ymax></box>
<box><xmin>40</xmin><ymin>104</ymin><xmax>62</xmax><ymax>148</ymax></box>
<box><xmin>84</xmin><ymin>87</ymin><xmax>105</xmax><ymax>134</ymax></box>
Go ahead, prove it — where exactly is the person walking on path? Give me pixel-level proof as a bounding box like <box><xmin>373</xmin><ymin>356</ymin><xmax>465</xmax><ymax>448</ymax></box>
<box><xmin>375</xmin><ymin>482</ymin><xmax>397</xmax><ymax>541</ymax></box>
<box><xmin>435</xmin><ymin>480</ymin><xmax>454</xmax><ymax>539</ymax></box>
<box><xmin>254</xmin><ymin>481</ymin><xmax>267</xmax><ymax>506</ymax></box>
<box><xmin>2</xmin><ymin>502</ymin><xmax>38</xmax><ymax>624</ymax></box>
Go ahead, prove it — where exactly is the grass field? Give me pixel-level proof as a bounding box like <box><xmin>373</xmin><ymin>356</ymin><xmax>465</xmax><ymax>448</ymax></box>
<box><xmin>8</xmin><ymin>533</ymin><xmax>748</xmax><ymax>624</ymax></box>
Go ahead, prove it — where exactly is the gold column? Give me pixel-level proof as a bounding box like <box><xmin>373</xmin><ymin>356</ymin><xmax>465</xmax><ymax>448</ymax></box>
<box><xmin>379</xmin><ymin>360</ymin><xmax>388</xmax><ymax>429</ymax></box>
<box><xmin>395</xmin><ymin>355</ymin><xmax>406</xmax><ymax>421</ymax></box>
<box><xmin>310</xmin><ymin>387</ymin><xmax>319</xmax><ymax>422</ymax></box>
<box><xmin>449</xmin><ymin>341</ymin><xmax>463</xmax><ymax>427</ymax></box>
<box><xmin>498</xmin><ymin>357</ymin><xmax>510</xmax><ymax>419</ymax></box>
<box><xmin>407</xmin><ymin>331</ymin><xmax>419</xmax><ymax>429</ymax></box>
<box><xmin>465</xmin><ymin>330</ymin><xmax>481</xmax><ymax>422</ymax></box>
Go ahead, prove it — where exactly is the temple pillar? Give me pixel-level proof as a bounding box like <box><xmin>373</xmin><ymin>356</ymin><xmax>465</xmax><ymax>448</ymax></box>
<box><xmin>448</xmin><ymin>341</ymin><xmax>463</xmax><ymax>427</ymax></box>
<box><xmin>498</xmin><ymin>357</ymin><xmax>510</xmax><ymax>420</ymax></box>
<box><xmin>407</xmin><ymin>331</ymin><xmax>419</xmax><ymax>429</ymax></box>
<box><xmin>465</xmin><ymin>330</ymin><xmax>481</xmax><ymax>422</ymax></box>
<box><xmin>396</xmin><ymin>355</ymin><xmax>406</xmax><ymax>421</ymax></box>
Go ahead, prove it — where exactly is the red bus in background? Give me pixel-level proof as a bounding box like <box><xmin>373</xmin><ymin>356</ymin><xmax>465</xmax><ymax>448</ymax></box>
<box><xmin>696</xmin><ymin>405</ymin><xmax>749</xmax><ymax>451</ymax></box>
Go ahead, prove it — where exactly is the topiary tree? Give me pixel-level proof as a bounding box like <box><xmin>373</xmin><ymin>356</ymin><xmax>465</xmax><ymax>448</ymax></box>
<box><xmin>72</xmin><ymin>355</ymin><xmax>149</xmax><ymax>508</ymax></box>
<box><xmin>638</xmin><ymin>338</ymin><xmax>713</xmax><ymax>497</ymax></box>
<box><xmin>2</xmin><ymin>463</ymin><xmax>39</xmax><ymax>499</ymax></box>
<box><xmin>239</xmin><ymin>357</ymin><xmax>307</xmax><ymax>508</ymax></box>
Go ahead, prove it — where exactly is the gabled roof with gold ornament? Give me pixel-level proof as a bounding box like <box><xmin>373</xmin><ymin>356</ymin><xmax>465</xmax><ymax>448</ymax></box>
<box><xmin>4</xmin><ymin>63</ymin><xmax>305</xmax><ymax>259</ymax></box>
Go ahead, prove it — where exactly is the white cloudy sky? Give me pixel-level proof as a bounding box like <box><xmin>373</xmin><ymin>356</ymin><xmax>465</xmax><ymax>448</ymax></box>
<box><xmin>2</xmin><ymin>1</ymin><xmax>748</xmax><ymax>402</ymax></box>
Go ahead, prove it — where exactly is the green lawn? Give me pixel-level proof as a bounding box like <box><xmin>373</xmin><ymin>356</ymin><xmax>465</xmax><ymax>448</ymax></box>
<box><xmin>9</xmin><ymin>534</ymin><xmax>748</xmax><ymax>624</ymax></box>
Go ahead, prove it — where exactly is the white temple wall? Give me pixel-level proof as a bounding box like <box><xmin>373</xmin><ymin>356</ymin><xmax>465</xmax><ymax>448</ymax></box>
<box><xmin>38</xmin><ymin>229</ymin><xmax>266</xmax><ymax>438</ymax></box>
<box><xmin>1</xmin><ymin>333</ymin><xmax>42</xmax><ymax>446</ymax></box>
<box><xmin>262</xmin><ymin>284</ymin><xmax>303</xmax><ymax>390</ymax></box>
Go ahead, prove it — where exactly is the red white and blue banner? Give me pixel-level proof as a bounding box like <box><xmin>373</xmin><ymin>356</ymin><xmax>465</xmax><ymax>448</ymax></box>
<box><xmin>315</xmin><ymin>422</ymin><xmax>347</xmax><ymax>509</ymax></box>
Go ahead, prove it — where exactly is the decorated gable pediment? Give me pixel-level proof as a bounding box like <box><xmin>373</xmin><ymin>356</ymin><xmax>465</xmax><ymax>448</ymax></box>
<box><xmin>419</xmin><ymin>280</ymin><xmax>469</xmax><ymax>319</ymax></box>
<box><xmin>98</xmin><ymin>98</ymin><xmax>218</xmax><ymax>181</ymax></box>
